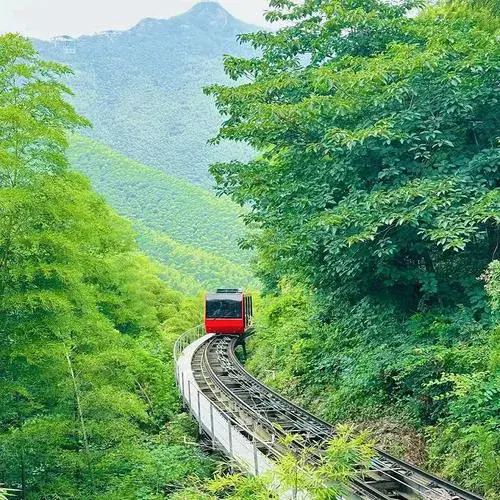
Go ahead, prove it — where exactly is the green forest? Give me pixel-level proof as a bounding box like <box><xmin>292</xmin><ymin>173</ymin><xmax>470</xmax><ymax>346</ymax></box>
<box><xmin>1</xmin><ymin>0</ymin><xmax>499</xmax><ymax>498</ymax></box>
<box><xmin>0</xmin><ymin>33</ymin><xmax>220</xmax><ymax>498</ymax></box>
<box><xmin>206</xmin><ymin>0</ymin><xmax>499</xmax><ymax>496</ymax></box>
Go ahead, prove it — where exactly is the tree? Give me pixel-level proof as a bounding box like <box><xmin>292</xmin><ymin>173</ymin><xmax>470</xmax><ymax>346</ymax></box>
<box><xmin>207</xmin><ymin>1</ymin><xmax>499</xmax><ymax>494</ymax></box>
<box><xmin>0</xmin><ymin>34</ymin><xmax>216</xmax><ymax>498</ymax></box>
<box><xmin>0</xmin><ymin>34</ymin><xmax>89</xmax><ymax>188</ymax></box>
<box><xmin>206</xmin><ymin>0</ymin><xmax>499</xmax><ymax>310</ymax></box>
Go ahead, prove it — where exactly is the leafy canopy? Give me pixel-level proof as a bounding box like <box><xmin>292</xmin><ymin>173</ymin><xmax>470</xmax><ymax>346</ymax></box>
<box><xmin>0</xmin><ymin>33</ymin><xmax>89</xmax><ymax>187</ymax></box>
<box><xmin>0</xmin><ymin>34</ymin><xmax>215</xmax><ymax>499</ymax></box>
<box><xmin>206</xmin><ymin>0</ymin><xmax>500</xmax><ymax>310</ymax></box>
<box><xmin>208</xmin><ymin>1</ymin><xmax>499</xmax><ymax>494</ymax></box>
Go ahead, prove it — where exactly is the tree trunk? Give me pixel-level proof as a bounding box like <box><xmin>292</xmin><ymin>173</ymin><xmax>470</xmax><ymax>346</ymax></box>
<box><xmin>65</xmin><ymin>349</ymin><xmax>93</xmax><ymax>484</ymax></box>
<box><xmin>20</xmin><ymin>442</ymin><xmax>26</xmax><ymax>500</ymax></box>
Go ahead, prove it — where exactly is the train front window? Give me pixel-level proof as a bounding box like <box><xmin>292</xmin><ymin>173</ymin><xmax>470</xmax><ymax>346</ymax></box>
<box><xmin>206</xmin><ymin>299</ymin><xmax>242</xmax><ymax>319</ymax></box>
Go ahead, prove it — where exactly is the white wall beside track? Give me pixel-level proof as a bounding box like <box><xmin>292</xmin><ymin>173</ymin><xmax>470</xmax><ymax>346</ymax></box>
<box><xmin>175</xmin><ymin>330</ymin><xmax>276</xmax><ymax>477</ymax></box>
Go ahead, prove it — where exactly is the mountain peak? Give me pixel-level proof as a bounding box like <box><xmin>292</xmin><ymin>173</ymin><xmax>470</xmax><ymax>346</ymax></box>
<box><xmin>131</xmin><ymin>2</ymin><xmax>246</xmax><ymax>34</ymax></box>
<box><xmin>183</xmin><ymin>2</ymin><xmax>237</xmax><ymax>26</ymax></box>
<box><xmin>187</xmin><ymin>2</ymin><xmax>230</xmax><ymax>15</ymax></box>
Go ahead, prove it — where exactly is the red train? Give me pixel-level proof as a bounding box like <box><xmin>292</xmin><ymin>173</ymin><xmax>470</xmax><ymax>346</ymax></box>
<box><xmin>204</xmin><ymin>289</ymin><xmax>253</xmax><ymax>335</ymax></box>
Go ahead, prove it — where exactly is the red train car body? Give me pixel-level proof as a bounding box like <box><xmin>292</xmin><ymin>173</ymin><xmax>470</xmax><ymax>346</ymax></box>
<box><xmin>204</xmin><ymin>289</ymin><xmax>253</xmax><ymax>335</ymax></box>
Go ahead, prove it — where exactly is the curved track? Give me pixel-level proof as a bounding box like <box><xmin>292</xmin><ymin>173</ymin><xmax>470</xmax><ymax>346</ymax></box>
<box><xmin>192</xmin><ymin>334</ymin><xmax>482</xmax><ymax>500</ymax></box>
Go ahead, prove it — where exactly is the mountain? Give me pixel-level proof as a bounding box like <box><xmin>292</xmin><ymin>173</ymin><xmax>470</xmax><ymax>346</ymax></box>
<box><xmin>68</xmin><ymin>135</ymin><xmax>257</xmax><ymax>292</ymax></box>
<box><xmin>31</xmin><ymin>2</ymin><xmax>261</xmax><ymax>291</ymax></box>
<box><xmin>34</xmin><ymin>2</ymin><xmax>257</xmax><ymax>186</ymax></box>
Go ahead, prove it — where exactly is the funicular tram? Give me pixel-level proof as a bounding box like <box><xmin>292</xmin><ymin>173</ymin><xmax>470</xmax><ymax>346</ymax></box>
<box><xmin>204</xmin><ymin>289</ymin><xmax>253</xmax><ymax>335</ymax></box>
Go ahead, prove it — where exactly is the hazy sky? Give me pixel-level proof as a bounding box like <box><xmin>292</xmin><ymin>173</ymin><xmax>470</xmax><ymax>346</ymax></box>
<box><xmin>0</xmin><ymin>0</ymin><xmax>271</xmax><ymax>39</ymax></box>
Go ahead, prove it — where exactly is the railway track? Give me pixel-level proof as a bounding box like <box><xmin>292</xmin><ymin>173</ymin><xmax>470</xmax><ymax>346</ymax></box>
<box><xmin>191</xmin><ymin>334</ymin><xmax>482</xmax><ymax>500</ymax></box>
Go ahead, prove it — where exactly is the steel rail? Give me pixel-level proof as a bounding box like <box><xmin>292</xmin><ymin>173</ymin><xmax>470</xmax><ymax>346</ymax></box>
<box><xmin>191</xmin><ymin>334</ymin><xmax>483</xmax><ymax>500</ymax></box>
<box><xmin>191</xmin><ymin>337</ymin><xmax>286</xmax><ymax>463</ymax></box>
<box><xmin>195</xmin><ymin>336</ymin><xmax>388</xmax><ymax>498</ymax></box>
<box><xmin>213</xmin><ymin>337</ymin><xmax>331</xmax><ymax>441</ymax></box>
<box><xmin>203</xmin><ymin>337</ymin><xmax>408</xmax><ymax>499</ymax></box>
<box><xmin>196</xmin><ymin>337</ymin><xmax>383</xmax><ymax>499</ymax></box>
<box><xmin>222</xmin><ymin>337</ymin><xmax>483</xmax><ymax>500</ymax></box>
<box><xmin>194</xmin><ymin>337</ymin><xmax>376</xmax><ymax>499</ymax></box>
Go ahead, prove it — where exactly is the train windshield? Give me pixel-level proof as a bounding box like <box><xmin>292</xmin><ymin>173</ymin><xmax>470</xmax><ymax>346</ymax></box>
<box><xmin>206</xmin><ymin>299</ymin><xmax>242</xmax><ymax>319</ymax></box>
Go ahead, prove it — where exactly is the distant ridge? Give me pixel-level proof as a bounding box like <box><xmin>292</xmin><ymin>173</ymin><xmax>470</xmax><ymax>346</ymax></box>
<box><xmin>180</xmin><ymin>1</ymin><xmax>240</xmax><ymax>26</ymax></box>
<box><xmin>33</xmin><ymin>2</ymin><xmax>258</xmax><ymax>186</ymax></box>
<box><xmin>135</xmin><ymin>2</ymin><xmax>240</xmax><ymax>28</ymax></box>
<box><xmin>47</xmin><ymin>2</ymin><xmax>257</xmax><ymax>42</ymax></box>
<box><xmin>30</xmin><ymin>1</ymin><xmax>259</xmax><ymax>288</ymax></box>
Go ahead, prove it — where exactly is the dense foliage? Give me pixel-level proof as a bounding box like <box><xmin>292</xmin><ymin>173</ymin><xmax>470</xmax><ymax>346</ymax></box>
<box><xmin>33</xmin><ymin>2</ymin><xmax>255</xmax><ymax>187</ymax></box>
<box><xmin>208</xmin><ymin>0</ymin><xmax>499</xmax><ymax>308</ymax></box>
<box><xmin>68</xmin><ymin>135</ymin><xmax>257</xmax><ymax>292</ymax></box>
<box><xmin>246</xmin><ymin>278</ymin><xmax>499</xmax><ymax>495</ymax></box>
<box><xmin>0</xmin><ymin>34</ymin><xmax>215</xmax><ymax>498</ymax></box>
<box><xmin>3</xmin><ymin>0</ymin><xmax>498</xmax><ymax>496</ymax></box>
<box><xmin>207</xmin><ymin>0</ymin><xmax>499</xmax><ymax>495</ymax></box>
<box><xmin>173</xmin><ymin>426</ymin><xmax>374</xmax><ymax>499</ymax></box>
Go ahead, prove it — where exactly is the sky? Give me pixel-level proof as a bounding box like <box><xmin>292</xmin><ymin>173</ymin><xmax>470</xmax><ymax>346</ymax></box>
<box><xmin>0</xmin><ymin>0</ymin><xmax>272</xmax><ymax>39</ymax></box>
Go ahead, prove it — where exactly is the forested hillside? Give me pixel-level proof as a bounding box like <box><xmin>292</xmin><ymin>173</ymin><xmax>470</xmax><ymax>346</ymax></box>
<box><xmin>0</xmin><ymin>34</ymin><xmax>217</xmax><ymax>498</ymax></box>
<box><xmin>207</xmin><ymin>0</ymin><xmax>499</xmax><ymax>496</ymax></box>
<box><xmin>29</xmin><ymin>2</ymin><xmax>259</xmax><ymax>292</ymax></box>
<box><xmin>2</xmin><ymin>0</ymin><xmax>499</xmax><ymax>498</ymax></box>
<box><xmin>33</xmin><ymin>2</ymin><xmax>255</xmax><ymax>186</ymax></box>
<box><xmin>68</xmin><ymin>135</ymin><xmax>256</xmax><ymax>291</ymax></box>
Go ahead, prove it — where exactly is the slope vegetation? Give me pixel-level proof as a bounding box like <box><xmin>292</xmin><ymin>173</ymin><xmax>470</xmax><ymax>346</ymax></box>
<box><xmin>207</xmin><ymin>0</ymin><xmax>500</xmax><ymax>496</ymax></box>
<box><xmin>68</xmin><ymin>134</ymin><xmax>257</xmax><ymax>291</ymax></box>
<box><xmin>0</xmin><ymin>34</ymin><xmax>216</xmax><ymax>498</ymax></box>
